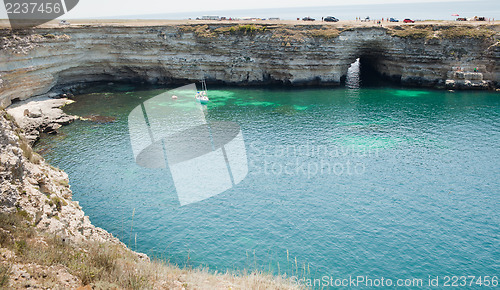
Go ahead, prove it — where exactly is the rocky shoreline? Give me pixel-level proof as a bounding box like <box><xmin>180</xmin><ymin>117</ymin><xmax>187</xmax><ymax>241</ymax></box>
<box><xmin>0</xmin><ymin>106</ymin><xmax>115</xmax><ymax>243</ymax></box>
<box><xmin>6</xmin><ymin>96</ymin><xmax>77</xmax><ymax>145</ymax></box>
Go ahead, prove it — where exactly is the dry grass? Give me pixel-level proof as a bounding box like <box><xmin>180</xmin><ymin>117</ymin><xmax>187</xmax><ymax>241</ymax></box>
<box><xmin>178</xmin><ymin>23</ymin><xmax>343</xmax><ymax>42</ymax></box>
<box><xmin>180</xmin><ymin>24</ymin><xmax>269</xmax><ymax>38</ymax></box>
<box><xmin>0</xmin><ymin>212</ymin><xmax>301</xmax><ymax>289</ymax></box>
<box><xmin>178</xmin><ymin>25</ymin><xmax>218</xmax><ymax>38</ymax></box>
<box><xmin>387</xmin><ymin>25</ymin><xmax>434</xmax><ymax>39</ymax></box>
<box><xmin>0</xmin><ymin>264</ymin><xmax>9</xmax><ymax>287</ymax></box>
<box><xmin>215</xmin><ymin>24</ymin><xmax>268</xmax><ymax>35</ymax></box>
<box><xmin>3</xmin><ymin>111</ymin><xmax>44</xmax><ymax>165</ymax></box>
<box><xmin>45</xmin><ymin>196</ymin><xmax>68</xmax><ymax>211</ymax></box>
<box><xmin>439</xmin><ymin>26</ymin><xmax>497</xmax><ymax>39</ymax></box>
<box><xmin>270</xmin><ymin>27</ymin><xmax>306</xmax><ymax>44</ymax></box>
<box><xmin>19</xmin><ymin>136</ymin><xmax>43</xmax><ymax>165</ymax></box>
<box><xmin>306</xmin><ymin>28</ymin><xmax>341</xmax><ymax>39</ymax></box>
<box><xmin>388</xmin><ymin>25</ymin><xmax>498</xmax><ymax>39</ymax></box>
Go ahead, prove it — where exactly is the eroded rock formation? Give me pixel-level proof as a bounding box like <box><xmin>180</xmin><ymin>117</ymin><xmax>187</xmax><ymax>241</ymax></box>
<box><xmin>0</xmin><ymin>23</ymin><xmax>499</xmax><ymax>108</ymax></box>
<box><xmin>0</xmin><ymin>110</ymin><xmax>116</xmax><ymax>243</ymax></box>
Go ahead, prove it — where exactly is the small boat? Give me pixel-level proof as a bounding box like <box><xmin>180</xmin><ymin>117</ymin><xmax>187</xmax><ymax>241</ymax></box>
<box><xmin>196</xmin><ymin>79</ymin><xmax>210</xmax><ymax>104</ymax></box>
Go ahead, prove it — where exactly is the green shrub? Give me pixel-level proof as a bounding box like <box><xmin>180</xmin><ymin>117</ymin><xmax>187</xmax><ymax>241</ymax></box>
<box><xmin>57</xmin><ymin>179</ymin><xmax>69</xmax><ymax>187</ymax></box>
<box><xmin>47</xmin><ymin>196</ymin><xmax>67</xmax><ymax>212</ymax></box>
<box><xmin>4</xmin><ymin>113</ymin><xmax>13</xmax><ymax>121</ymax></box>
<box><xmin>16</xmin><ymin>209</ymin><xmax>32</xmax><ymax>222</ymax></box>
<box><xmin>0</xmin><ymin>230</ymin><xmax>11</xmax><ymax>248</ymax></box>
<box><xmin>19</xmin><ymin>136</ymin><xmax>43</xmax><ymax>165</ymax></box>
<box><xmin>0</xmin><ymin>265</ymin><xmax>10</xmax><ymax>287</ymax></box>
<box><xmin>14</xmin><ymin>240</ymin><xmax>28</xmax><ymax>255</ymax></box>
<box><xmin>237</xmin><ymin>24</ymin><xmax>266</xmax><ymax>34</ymax></box>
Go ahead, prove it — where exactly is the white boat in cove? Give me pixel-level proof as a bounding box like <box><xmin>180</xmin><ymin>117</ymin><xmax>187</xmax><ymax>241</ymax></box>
<box><xmin>196</xmin><ymin>79</ymin><xmax>210</xmax><ymax>104</ymax></box>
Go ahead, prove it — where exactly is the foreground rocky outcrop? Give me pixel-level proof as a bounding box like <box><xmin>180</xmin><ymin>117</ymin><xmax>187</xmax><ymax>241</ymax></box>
<box><xmin>0</xmin><ymin>23</ymin><xmax>499</xmax><ymax>108</ymax></box>
<box><xmin>0</xmin><ymin>109</ymin><xmax>114</xmax><ymax>242</ymax></box>
<box><xmin>5</xmin><ymin>96</ymin><xmax>77</xmax><ymax>145</ymax></box>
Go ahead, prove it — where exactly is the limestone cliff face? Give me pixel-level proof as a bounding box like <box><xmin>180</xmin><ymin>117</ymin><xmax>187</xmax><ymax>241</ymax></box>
<box><xmin>0</xmin><ymin>24</ymin><xmax>499</xmax><ymax>107</ymax></box>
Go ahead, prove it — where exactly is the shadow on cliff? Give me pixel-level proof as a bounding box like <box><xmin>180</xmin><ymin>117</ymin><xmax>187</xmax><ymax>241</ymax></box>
<box><xmin>343</xmin><ymin>57</ymin><xmax>397</xmax><ymax>89</ymax></box>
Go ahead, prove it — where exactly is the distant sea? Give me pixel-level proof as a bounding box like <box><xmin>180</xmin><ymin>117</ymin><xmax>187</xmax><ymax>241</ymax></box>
<box><xmin>105</xmin><ymin>0</ymin><xmax>499</xmax><ymax>21</ymax></box>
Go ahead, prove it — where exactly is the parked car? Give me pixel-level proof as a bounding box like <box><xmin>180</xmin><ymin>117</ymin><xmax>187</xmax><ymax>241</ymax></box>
<box><xmin>403</xmin><ymin>19</ymin><xmax>415</xmax><ymax>23</ymax></box>
<box><xmin>302</xmin><ymin>16</ymin><xmax>315</xmax><ymax>21</ymax></box>
<box><xmin>324</xmin><ymin>16</ymin><xmax>339</xmax><ymax>22</ymax></box>
<box><xmin>389</xmin><ymin>18</ymin><xmax>399</xmax><ymax>22</ymax></box>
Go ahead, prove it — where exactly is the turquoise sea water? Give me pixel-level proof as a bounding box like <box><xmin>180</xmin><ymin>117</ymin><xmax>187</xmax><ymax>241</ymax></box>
<box><xmin>36</xmin><ymin>84</ymin><xmax>499</xmax><ymax>287</ymax></box>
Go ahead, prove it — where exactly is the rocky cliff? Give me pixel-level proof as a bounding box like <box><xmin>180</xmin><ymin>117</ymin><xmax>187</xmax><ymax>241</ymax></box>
<box><xmin>0</xmin><ymin>23</ymin><xmax>499</xmax><ymax>108</ymax></box>
<box><xmin>0</xmin><ymin>109</ymin><xmax>116</xmax><ymax>243</ymax></box>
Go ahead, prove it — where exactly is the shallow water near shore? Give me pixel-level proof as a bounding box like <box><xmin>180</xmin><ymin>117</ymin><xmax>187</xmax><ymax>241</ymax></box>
<box><xmin>36</xmin><ymin>83</ymin><xmax>499</xmax><ymax>286</ymax></box>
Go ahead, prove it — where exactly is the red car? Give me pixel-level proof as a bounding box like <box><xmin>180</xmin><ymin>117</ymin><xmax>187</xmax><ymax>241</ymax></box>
<box><xmin>403</xmin><ymin>19</ymin><xmax>415</xmax><ymax>23</ymax></box>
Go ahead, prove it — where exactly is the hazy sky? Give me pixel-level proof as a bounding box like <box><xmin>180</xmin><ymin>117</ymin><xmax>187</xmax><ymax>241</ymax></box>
<box><xmin>0</xmin><ymin>0</ymin><xmax>471</xmax><ymax>19</ymax></box>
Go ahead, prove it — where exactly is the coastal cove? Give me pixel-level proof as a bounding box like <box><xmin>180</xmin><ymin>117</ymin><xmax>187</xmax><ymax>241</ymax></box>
<box><xmin>1</xmin><ymin>21</ymin><xmax>499</xmax><ymax>288</ymax></box>
<box><xmin>34</xmin><ymin>84</ymin><xmax>500</xmax><ymax>283</ymax></box>
<box><xmin>1</xmin><ymin>22</ymin><xmax>499</xmax><ymax>109</ymax></box>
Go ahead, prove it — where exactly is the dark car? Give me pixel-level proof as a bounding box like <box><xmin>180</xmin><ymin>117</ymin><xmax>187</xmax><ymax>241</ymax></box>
<box><xmin>324</xmin><ymin>16</ymin><xmax>339</xmax><ymax>22</ymax></box>
<box><xmin>302</xmin><ymin>16</ymin><xmax>315</xmax><ymax>21</ymax></box>
<box><xmin>389</xmin><ymin>17</ymin><xmax>399</xmax><ymax>22</ymax></box>
<box><xmin>403</xmin><ymin>18</ymin><xmax>415</xmax><ymax>23</ymax></box>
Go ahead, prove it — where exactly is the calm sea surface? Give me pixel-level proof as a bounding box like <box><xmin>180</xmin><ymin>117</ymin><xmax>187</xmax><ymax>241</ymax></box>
<box><xmin>117</xmin><ymin>0</ymin><xmax>500</xmax><ymax>21</ymax></box>
<box><xmin>36</xmin><ymin>76</ymin><xmax>499</xmax><ymax>287</ymax></box>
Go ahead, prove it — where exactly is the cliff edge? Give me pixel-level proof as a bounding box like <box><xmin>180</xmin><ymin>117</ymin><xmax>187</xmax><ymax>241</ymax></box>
<box><xmin>0</xmin><ymin>23</ymin><xmax>499</xmax><ymax>108</ymax></box>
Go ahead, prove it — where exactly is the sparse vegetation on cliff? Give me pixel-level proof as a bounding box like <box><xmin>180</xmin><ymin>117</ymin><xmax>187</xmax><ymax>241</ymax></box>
<box><xmin>178</xmin><ymin>24</ymin><xmax>216</xmax><ymax>38</ymax></box>
<box><xmin>0</xmin><ymin>32</ymin><xmax>70</xmax><ymax>54</ymax></box>
<box><xmin>180</xmin><ymin>24</ymin><xmax>269</xmax><ymax>37</ymax></box>
<box><xmin>0</xmin><ymin>211</ymin><xmax>148</xmax><ymax>288</ymax></box>
<box><xmin>220</xmin><ymin>24</ymin><xmax>268</xmax><ymax>34</ymax></box>
<box><xmin>179</xmin><ymin>23</ymin><xmax>343</xmax><ymax>41</ymax></box>
<box><xmin>0</xmin><ymin>211</ymin><xmax>300</xmax><ymax>289</ymax></box>
<box><xmin>306</xmin><ymin>28</ymin><xmax>342</xmax><ymax>39</ymax></box>
<box><xmin>439</xmin><ymin>26</ymin><xmax>497</xmax><ymax>39</ymax></box>
<box><xmin>388</xmin><ymin>25</ymin><xmax>434</xmax><ymax>39</ymax></box>
<box><xmin>388</xmin><ymin>25</ymin><xmax>498</xmax><ymax>39</ymax></box>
